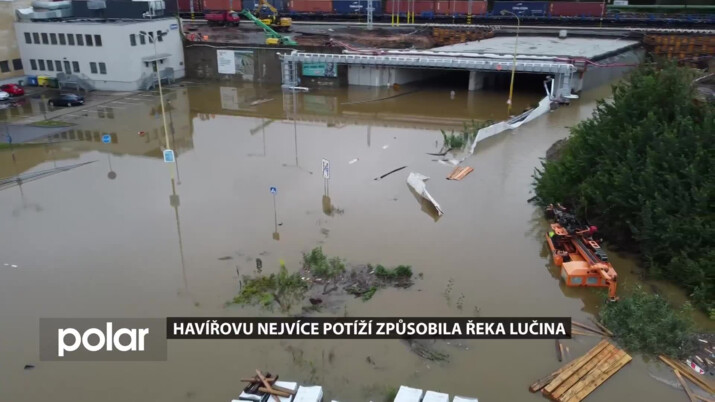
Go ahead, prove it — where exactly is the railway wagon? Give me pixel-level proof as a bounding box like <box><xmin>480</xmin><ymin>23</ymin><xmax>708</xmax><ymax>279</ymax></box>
<box><xmin>550</xmin><ymin>2</ymin><xmax>605</xmax><ymax>18</ymax></box>
<box><xmin>384</xmin><ymin>0</ymin><xmax>486</xmax><ymax>18</ymax></box>
<box><xmin>202</xmin><ymin>0</ymin><xmax>242</xmax><ymax>10</ymax></box>
<box><xmin>332</xmin><ymin>0</ymin><xmax>384</xmax><ymax>16</ymax></box>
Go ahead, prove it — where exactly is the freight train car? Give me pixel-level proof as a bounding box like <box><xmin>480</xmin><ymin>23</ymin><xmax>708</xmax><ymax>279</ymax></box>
<box><xmin>491</xmin><ymin>1</ymin><xmax>549</xmax><ymax>17</ymax></box>
<box><xmin>332</xmin><ymin>0</ymin><xmax>384</xmax><ymax>17</ymax></box>
<box><xmin>550</xmin><ymin>2</ymin><xmax>605</xmax><ymax>18</ymax></box>
<box><xmin>203</xmin><ymin>0</ymin><xmax>242</xmax><ymax>11</ymax></box>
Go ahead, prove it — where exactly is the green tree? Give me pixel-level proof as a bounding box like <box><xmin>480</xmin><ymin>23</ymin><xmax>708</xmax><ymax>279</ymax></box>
<box><xmin>533</xmin><ymin>63</ymin><xmax>714</xmax><ymax>313</ymax></box>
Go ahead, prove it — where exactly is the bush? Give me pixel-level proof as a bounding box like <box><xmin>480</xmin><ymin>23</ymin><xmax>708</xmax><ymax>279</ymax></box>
<box><xmin>302</xmin><ymin>247</ymin><xmax>345</xmax><ymax>279</ymax></box>
<box><xmin>600</xmin><ymin>286</ymin><xmax>696</xmax><ymax>358</ymax></box>
<box><xmin>233</xmin><ymin>267</ymin><xmax>308</xmax><ymax>311</ymax></box>
<box><xmin>533</xmin><ymin>63</ymin><xmax>715</xmax><ymax>312</ymax></box>
<box><xmin>373</xmin><ymin>264</ymin><xmax>413</xmax><ymax>280</ymax></box>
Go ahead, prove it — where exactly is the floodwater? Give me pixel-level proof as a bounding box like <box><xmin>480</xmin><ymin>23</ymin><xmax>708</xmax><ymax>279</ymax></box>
<box><xmin>0</xmin><ymin>81</ymin><xmax>712</xmax><ymax>402</ymax></box>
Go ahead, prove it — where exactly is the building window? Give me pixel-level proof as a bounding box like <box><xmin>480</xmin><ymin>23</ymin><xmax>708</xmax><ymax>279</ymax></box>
<box><xmin>30</xmin><ymin>59</ymin><xmax>37</xmax><ymax>70</ymax></box>
<box><xmin>586</xmin><ymin>277</ymin><xmax>599</xmax><ymax>285</ymax></box>
<box><xmin>59</xmin><ymin>33</ymin><xmax>66</xmax><ymax>45</ymax></box>
<box><xmin>76</xmin><ymin>34</ymin><xmax>83</xmax><ymax>46</ymax></box>
<box><xmin>50</xmin><ymin>33</ymin><xmax>57</xmax><ymax>45</ymax></box>
<box><xmin>99</xmin><ymin>62</ymin><xmax>106</xmax><ymax>74</ymax></box>
<box><xmin>157</xmin><ymin>31</ymin><xmax>164</xmax><ymax>42</ymax></box>
<box><xmin>90</xmin><ymin>62</ymin><xmax>97</xmax><ymax>74</ymax></box>
<box><xmin>38</xmin><ymin>59</ymin><xmax>45</xmax><ymax>70</ymax></box>
<box><xmin>0</xmin><ymin>61</ymin><xmax>9</xmax><ymax>73</ymax></box>
<box><xmin>55</xmin><ymin>60</ymin><xmax>62</xmax><ymax>71</ymax></box>
<box><xmin>94</xmin><ymin>35</ymin><xmax>102</xmax><ymax>46</ymax></box>
<box><xmin>72</xmin><ymin>61</ymin><xmax>80</xmax><ymax>73</ymax></box>
<box><xmin>130</xmin><ymin>34</ymin><xmax>136</xmax><ymax>46</ymax></box>
<box><xmin>85</xmin><ymin>34</ymin><xmax>93</xmax><ymax>46</ymax></box>
<box><xmin>24</xmin><ymin>32</ymin><xmax>31</xmax><ymax>44</ymax></box>
<box><xmin>68</xmin><ymin>34</ymin><xmax>75</xmax><ymax>45</ymax></box>
<box><xmin>41</xmin><ymin>33</ymin><xmax>48</xmax><ymax>44</ymax></box>
<box><xmin>12</xmin><ymin>59</ymin><xmax>22</xmax><ymax>70</ymax></box>
<box><xmin>139</xmin><ymin>34</ymin><xmax>146</xmax><ymax>45</ymax></box>
<box><xmin>46</xmin><ymin>60</ymin><xmax>54</xmax><ymax>71</ymax></box>
<box><xmin>33</xmin><ymin>32</ymin><xmax>39</xmax><ymax>43</ymax></box>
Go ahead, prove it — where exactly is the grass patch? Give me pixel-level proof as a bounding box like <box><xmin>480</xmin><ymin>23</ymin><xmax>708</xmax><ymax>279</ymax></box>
<box><xmin>373</xmin><ymin>264</ymin><xmax>413</xmax><ymax>280</ymax></box>
<box><xmin>233</xmin><ymin>266</ymin><xmax>308</xmax><ymax>312</ymax></box>
<box><xmin>361</xmin><ymin>286</ymin><xmax>378</xmax><ymax>301</ymax></box>
<box><xmin>29</xmin><ymin>120</ymin><xmax>75</xmax><ymax>128</ymax></box>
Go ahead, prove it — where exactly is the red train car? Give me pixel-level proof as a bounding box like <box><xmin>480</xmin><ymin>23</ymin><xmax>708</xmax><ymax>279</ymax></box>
<box><xmin>178</xmin><ymin>0</ymin><xmax>204</xmax><ymax>13</ymax></box>
<box><xmin>289</xmin><ymin>0</ymin><xmax>332</xmax><ymax>13</ymax></box>
<box><xmin>384</xmin><ymin>0</ymin><xmax>434</xmax><ymax>15</ymax></box>
<box><xmin>203</xmin><ymin>0</ymin><xmax>241</xmax><ymax>11</ymax></box>
<box><xmin>435</xmin><ymin>0</ymin><xmax>487</xmax><ymax>15</ymax></box>
<box><xmin>549</xmin><ymin>2</ymin><xmax>604</xmax><ymax>17</ymax></box>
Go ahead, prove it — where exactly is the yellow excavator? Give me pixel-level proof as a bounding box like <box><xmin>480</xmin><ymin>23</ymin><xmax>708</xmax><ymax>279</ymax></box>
<box><xmin>253</xmin><ymin>0</ymin><xmax>291</xmax><ymax>32</ymax></box>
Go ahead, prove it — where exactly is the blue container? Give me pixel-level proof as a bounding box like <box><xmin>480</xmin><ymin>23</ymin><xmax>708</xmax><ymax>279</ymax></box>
<box><xmin>332</xmin><ymin>0</ymin><xmax>383</xmax><ymax>16</ymax></box>
<box><xmin>26</xmin><ymin>75</ymin><xmax>38</xmax><ymax>86</ymax></box>
<box><xmin>249</xmin><ymin>0</ymin><xmax>288</xmax><ymax>12</ymax></box>
<box><xmin>492</xmin><ymin>1</ymin><xmax>549</xmax><ymax>17</ymax></box>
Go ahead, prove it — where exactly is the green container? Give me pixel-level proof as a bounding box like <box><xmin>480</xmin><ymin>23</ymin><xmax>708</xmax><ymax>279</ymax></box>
<box><xmin>47</xmin><ymin>77</ymin><xmax>59</xmax><ymax>88</ymax></box>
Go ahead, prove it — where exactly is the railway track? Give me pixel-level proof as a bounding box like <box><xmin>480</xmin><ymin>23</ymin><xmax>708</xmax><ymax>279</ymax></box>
<box><xmin>181</xmin><ymin>18</ymin><xmax>715</xmax><ymax>35</ymax></box>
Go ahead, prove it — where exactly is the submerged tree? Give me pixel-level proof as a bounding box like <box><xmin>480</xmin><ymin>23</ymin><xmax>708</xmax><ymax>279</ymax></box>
<box><xmin>533</xmin><ymin>63</ymin><xmax>714</xmax><ymax>313</ymax></box>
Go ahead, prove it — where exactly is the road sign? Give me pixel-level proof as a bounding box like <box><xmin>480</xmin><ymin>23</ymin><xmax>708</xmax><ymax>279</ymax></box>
<box><xmin>101</xmin><ymin>134</ymin><xmax>111</xmax><ymax>144</ymax></box>
<box><xmin>270</xmin><ymin>186</ymin><xmax>277</xmax><ymax>194</ymax></box>
<box><xmin>163</xmin><ymin>150</ymin><xmax>175</xmax><ymax>163</ymax></box>
<box><xmin>322</xmin><ymin>158</ymin><xmax>330</xmax><ymax>179</ymax></box>
<box><xmin>170</xmin><ymin>23</ymin><xmax>179</xmax><ymax>30</ymax></box>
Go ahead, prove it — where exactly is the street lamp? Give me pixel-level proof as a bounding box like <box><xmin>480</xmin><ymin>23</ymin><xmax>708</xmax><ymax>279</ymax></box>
<box><xmin>139</xmin><ymin>30</ymin><xmax>170</xmax><ymax>152</ymax></box>
<box><xmin>500</xmin><ymin>10</ymin><xmax>520</xmax><ymax>115</ymax></box>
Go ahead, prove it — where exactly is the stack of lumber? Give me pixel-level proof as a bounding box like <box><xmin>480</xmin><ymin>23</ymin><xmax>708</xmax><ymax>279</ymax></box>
<box><xmin>529</xmin><ymin>339</ymin><xmax>632</xmax><ymax>402</ymax></box>
<box><xmin>570</xmin><ymin>319</ymin><xmax>613</xmax><ymax>338</ymax></box>
<box><xmin>643</xmin><ymin>35</ymin><xmax>715</xmax><ymax>64</ymax></box>
<box><xmin>240</xmin><ymin>370</ymin><xmax>297</xmax><ymax>402</ymax></box>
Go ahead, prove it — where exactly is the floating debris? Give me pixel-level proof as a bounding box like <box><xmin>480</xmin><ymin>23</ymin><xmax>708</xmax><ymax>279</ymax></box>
<box><xmin>348</xmin><ymin>158</ymin><xmax>359</xmax><ymax>164</ymax></box>
<box><xmin>373</xmin><ymin>165</ymin><xmax>407</xmax><ymax>181</ymax></box>
<box><xmin>250</xmin><ymin>98</ymin><xmax>274</xmax><ymax>106</ymax></box>
<box><xmin>218</xmin><ymin>256</ymin><xmax>233</xmax><ymax>261</ymax></box>
<box><xmin>446</xmin><ymin>166</ymin><xmax>474</xmax><ymax>181</ymax></box>
<box><xmin>24</xmin><ymin>364</ymin><xmax>35</xmax><ymax>370</ymax></box>
<box><xmin>407</xmin><ymin>172</ymin><xmax>443</xmax><ymax>216</ymax></box>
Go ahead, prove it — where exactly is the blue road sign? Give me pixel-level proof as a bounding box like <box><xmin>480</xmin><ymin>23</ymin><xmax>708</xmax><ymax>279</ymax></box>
<box><xmin>170</xmin><ymin>23</ymin><xmax>179</xmax><ymax>30</ymax></box>
<box><xmin>270</xmin><ymin>186</ymin><xmax>277</xmax><ymax>194</ymax></box>
<box><xmin>163</xmin><ymin>150</ymin><xmax>175</xmax><ymax>163</ymax></box>
<box><xmin>101</xmin><ymin>134</ymin><xmax>111</xmax><ymax>144</ymax></box>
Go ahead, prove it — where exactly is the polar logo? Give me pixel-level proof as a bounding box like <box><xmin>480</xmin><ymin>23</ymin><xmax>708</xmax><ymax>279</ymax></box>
<box><xmin>58</xmin><ymin>322</ymin><xmax>149</xmax><ymax>357</ymax></box>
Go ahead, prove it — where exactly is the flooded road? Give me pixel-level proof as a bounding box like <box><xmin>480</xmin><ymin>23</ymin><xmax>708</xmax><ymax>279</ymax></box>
<box><xmin>0</xmin><ymin>82</ymin><xmax>711</xmax><ymax>402</ymax></box>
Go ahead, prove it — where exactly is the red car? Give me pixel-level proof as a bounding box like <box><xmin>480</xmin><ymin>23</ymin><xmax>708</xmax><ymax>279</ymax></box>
<box><xmin>1</xmin><ymin>84</ymin><xmax>24</xmax><ymax>96</ymax></box>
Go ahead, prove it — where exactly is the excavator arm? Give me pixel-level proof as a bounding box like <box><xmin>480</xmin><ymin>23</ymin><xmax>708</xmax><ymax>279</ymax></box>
<box><xmin>239</xmin><ymin>10</ymin><xmax>297</xmax><ymax>46</ymax></box>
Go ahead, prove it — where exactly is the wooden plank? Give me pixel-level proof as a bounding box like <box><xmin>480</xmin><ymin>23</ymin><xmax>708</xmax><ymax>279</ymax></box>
<box><xmin>258</xmin><ymin>387</ymin><xmax>291</xmax><ymax>397</ymax></box>
<box><xmin>572</xmin><ymin>321</ymin><xmax>607</xmax><ymax>336</ymax></box>
<box><xmin>588</xmin><ymin>317</ymin><xmax>614</xmax><ymax>337</ymax></box>
<box><xmin>659</xmin><ymin>356</ymin><xmax>715</xmax><ymax>394</ymax></box>
<box><xmin>560</xmin><ymin>351</ymin><xmax>631</xmax><ymax>402</ymax></box>
<box><xmin>549</xmin><ymin>345</ymin><xmax>620</xmax><ymax>400</ymax></box>
<box><xmin>256</xmin><ymin>369</ymin><xmax>281</xmax><ymax>402</ymax></box>
<box><xmin>543</xmin><ymin>341</ymin><xmax>612</xmax><ymax>394</ymax></box>
<box><xmin>446</xmin><ymin>166</ymin><xmax>474</xmax><ymax>180</ymax></box>
<box><xmin>529</xmin><ymin>340</ymin><xmax>608</xmax><ymax>393</ymax></box>
<box><xmin>674</xmin><ymin>369</ymin><xmax>697</xmax><ymax>402</ymax></box>
<box><xmin>571</xmin><ymin>329</ymin><xmax>603</xmax><ymax>337</ymax></box>
<box><xmin>555</xmin><ymin>340</ymin><xmax>563</xmax><ymax>362</ymax></box>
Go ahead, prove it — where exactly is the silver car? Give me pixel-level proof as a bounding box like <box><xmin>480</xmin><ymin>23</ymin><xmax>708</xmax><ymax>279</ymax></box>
<box><xmin>0</xmin><ymin>91</ymin><xmax>10</xmax><ymax>101</ymax></box>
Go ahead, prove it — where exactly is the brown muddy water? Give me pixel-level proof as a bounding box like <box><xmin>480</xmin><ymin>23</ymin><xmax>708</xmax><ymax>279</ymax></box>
<box><xmin>0</xmin><ymin>82</ymin><xmax>711</xmax><ymax>402</ymax></box>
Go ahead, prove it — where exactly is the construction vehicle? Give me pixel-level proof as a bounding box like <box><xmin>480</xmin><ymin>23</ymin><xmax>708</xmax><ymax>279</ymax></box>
<box><xmin>239</xmin><ymin>10</ymin><xmax>297</xmax><ymax>46</ymax></box>
<box><xmin>205</xmin><ymin>10</ymin><xmax>240</xmax><ymax>26</ymax></box>
<box><xmin>544</xmin><ymin>204</ymin><xmax>618</xmax><ymax>302</ymax></box>
<box><xmin>252</xmin><ymin>0</ymin><xmax>291</xmax><ymax>32</ymax></box>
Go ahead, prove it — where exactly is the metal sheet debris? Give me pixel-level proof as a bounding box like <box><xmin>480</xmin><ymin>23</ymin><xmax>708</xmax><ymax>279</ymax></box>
<box><xmin>447</xmin><ymin>166</ymin><xmax>474</xmax><ymax>181</ymax></box>
<box><xmin>395</xmin><ymin>386</ymin><xmax>424</xmax><ymax>402</ymax></box>
<box><xmin>407</xmin><ymin>172</ymin><xmax>444</xmax><ymax>216</ymax></box>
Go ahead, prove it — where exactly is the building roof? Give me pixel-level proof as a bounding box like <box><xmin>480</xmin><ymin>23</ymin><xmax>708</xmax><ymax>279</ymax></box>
<box><xmin>432</xmin><ymin>36</ymin><xmax>640</xmax><ymax>60</ymax></box>
<box><xmin>16</xmin><ymin>18</ymin><xmax>176</xmax><ymax>26</ymax></box>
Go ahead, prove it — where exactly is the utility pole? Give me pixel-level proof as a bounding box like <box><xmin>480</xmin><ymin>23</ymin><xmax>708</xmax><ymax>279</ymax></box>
<box><xmin>367</xmin><ymin>0</ymin><xmax>373</xmax><ymax>30</ymax></box>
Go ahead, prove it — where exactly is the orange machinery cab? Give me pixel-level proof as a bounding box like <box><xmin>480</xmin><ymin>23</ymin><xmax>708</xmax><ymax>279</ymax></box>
<box><xmin>545</xmin><ymin>223</ymin><xmax>618</xmax><ymax>302</ymax></box>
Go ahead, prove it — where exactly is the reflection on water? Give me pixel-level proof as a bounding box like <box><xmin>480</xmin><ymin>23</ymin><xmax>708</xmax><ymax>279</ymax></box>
<box><xmin>0</xmin><ymin>83</ymin><xmax>709</xmax><ymax>402</ymax></box>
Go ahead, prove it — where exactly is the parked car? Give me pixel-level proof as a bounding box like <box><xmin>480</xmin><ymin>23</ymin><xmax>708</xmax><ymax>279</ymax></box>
<box><xmin>1</xmin><ymin>84</ymin><xmax>25</xmax><ymax>96</ymax></box>
<box><xmin>0</xmin><ymin>91</ymin><xmax>9</xmax><ymax>101</ymax></box>
<box><xmin>48</xmin><ymin>93</ymin><xmax>84</xmax><ymax>107</ymax></box>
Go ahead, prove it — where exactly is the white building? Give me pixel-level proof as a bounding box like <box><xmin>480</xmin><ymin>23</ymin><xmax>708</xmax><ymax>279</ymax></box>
<box><xmin>14</xmin><ymin>18</ymin><xmax>185</xmax><ymax>91</ymax></box>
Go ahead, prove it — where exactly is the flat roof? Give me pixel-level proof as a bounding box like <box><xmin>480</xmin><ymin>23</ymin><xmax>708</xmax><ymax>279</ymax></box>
<box><xmin>432</xmin><ymin>36</ymin><xmax>639</xmax><ymax>60</ymax></box>
<box><xmin>17</xmin><ymin>18</ymin><xmax>176</xmax><ymax>26</ymax></box>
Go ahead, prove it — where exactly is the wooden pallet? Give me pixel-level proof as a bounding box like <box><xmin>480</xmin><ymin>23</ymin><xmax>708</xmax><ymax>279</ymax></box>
<box><xmin>530</xmin><ymin>339</ymin><xmax>632</xmax><ymax>402</ymax></box>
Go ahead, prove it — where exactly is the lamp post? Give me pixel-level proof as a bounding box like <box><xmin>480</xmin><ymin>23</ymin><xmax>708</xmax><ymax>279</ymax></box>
<box><xmin>500</xmin><ymin>10</ymin><xmax>520</xmax><ymax>116</ymax></box>
<box><xmin>139</xmin><ymin>30</ymin><xmax>170</xmax><ymax>152</ymax></box>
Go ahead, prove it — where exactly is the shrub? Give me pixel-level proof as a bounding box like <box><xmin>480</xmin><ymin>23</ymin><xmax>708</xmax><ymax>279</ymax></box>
<box><xmin>600</xmin><ymin>286</ymin><xmax>696</xmax><ymax>358</ymax></box>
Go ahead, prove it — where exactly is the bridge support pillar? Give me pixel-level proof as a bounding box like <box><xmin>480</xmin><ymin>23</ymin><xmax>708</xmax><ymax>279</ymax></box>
<box><xmin>468</xmin><ymin>71</ymin><xmax>484</xmax><ymax>91</ymax></box>
<box><xmin>553</xmin><ymin>72</ymin><xmax>574</xmax><ymax>99</ymax></box>
<box><xmin>281</xmin><ymin>60</ymin><xmax>299</xmax><ymax>89</ymax></box>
